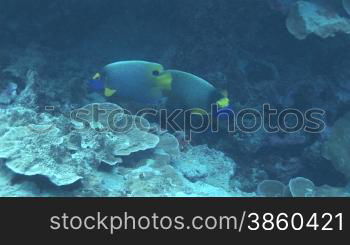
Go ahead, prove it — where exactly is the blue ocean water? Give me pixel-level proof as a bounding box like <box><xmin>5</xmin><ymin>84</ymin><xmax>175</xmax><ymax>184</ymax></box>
<box><xmin>0</xmin><ymin>0</ymin><xmax>350</xmax><ymax>197</ymax></box>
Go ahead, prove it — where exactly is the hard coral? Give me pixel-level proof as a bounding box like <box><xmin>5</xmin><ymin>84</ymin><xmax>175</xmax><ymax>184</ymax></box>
<box><xmin>257</xmin><ymin>179</ymin><xmax>287</xmax><ymax>197</ymax></box>
<box><xmin>286</xmin><ymin>0</ymin><xmax>350</xmax><ymax>39</ymax></box>
<box><xmin>0</xmin><ymin>103</ymin><xmax>160</xmax><ymax>186</ymax></box>
<box><xmin>288</xmin><ymin>177</ymin><xmax>316</xmax><ymax>197</ymax></box>
<box><xmin>172</xmin><ymin>145</ymin><xmax>235</xmax><ymax>191</ymax></box>
<box><xmin>322</xmin><ymin>112</ymin><xmax>350</xmax><ymax>178</ymax></box>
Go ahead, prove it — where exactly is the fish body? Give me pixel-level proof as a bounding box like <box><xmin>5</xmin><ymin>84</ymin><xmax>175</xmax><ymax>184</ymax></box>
<box><xmin>90</xmin><ymin>60</ymin><xmax>172</xmax><ymax>105</ymax></box>
<box><xmin>166</xmin><ymin>70</ymin><xmax>230</xmax><ymax>114</ymax></box>
<box><xmin>88</xmin><ymin>62</ymin><xmax>230</xmax><ymax>114</ymax></box>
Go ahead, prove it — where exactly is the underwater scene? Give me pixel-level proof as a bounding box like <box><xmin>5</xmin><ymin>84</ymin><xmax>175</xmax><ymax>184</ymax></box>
<box><xmin>1</xmin><ymin>0</ymin><xmax>350</xmax><ymax>197</ymax></box>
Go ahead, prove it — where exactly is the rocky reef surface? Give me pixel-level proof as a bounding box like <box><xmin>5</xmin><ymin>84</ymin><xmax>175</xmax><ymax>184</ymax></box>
<box><xmin>0</xmin><ymin>74</ymin><xmax>243</xmax><ymax>196</ymax></box>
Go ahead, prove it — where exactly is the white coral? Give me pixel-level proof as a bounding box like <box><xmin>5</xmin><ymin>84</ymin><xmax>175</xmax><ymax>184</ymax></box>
<box><xmin>0</xmin><ymin>104</ymin><xmax>160</xmax><ymax>186</ymax></box>
<box><xmin>286</xmin><ymin>0</ymin><xmax>350</xmax><ymax>39</ymax></box>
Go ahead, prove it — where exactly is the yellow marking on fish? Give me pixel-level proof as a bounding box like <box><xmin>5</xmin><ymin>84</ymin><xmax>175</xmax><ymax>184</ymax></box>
<box><xmin>93</xmin><ymin>73</ymin><xmax>101</xmax><ymax>80</ymax></box>
<box><xmin>155</xmin><ymin>71</ymin><xmax>172</xmax><ymax>91</ymax></box>
<box><xmin>104</xmin><ymin>88</ymin><xmax>117</xmax><ymax>97</ymax></box>
<box><xmin>217</xmin><ymin>97</ymin><xmax>230</xmax><ymax>108</ymax></box>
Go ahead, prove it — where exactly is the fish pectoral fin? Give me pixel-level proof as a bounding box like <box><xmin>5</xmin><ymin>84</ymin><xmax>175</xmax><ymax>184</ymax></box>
<box><xmin>104</xmin><ymin>88</ymin><xmax>117</xmax><ymax>97</ymax></box>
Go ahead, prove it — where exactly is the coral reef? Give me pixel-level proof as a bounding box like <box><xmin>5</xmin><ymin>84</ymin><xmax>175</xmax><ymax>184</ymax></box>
<box><xmin>0</xmin><ymin>102</ymin><xmax>243</xmax><ymax>196</ymax></box>
<box><xmin>172</xmin><ymin>145</ymin><xmax>235</xmax><ymax>191</ymax></box>
<box><xmin>322</xmin><ymin>112</ymin><xmax>350</xmax><ymax>178</ymax></box>
<box><xmin>286</xmin><ymin>0</ymin><xmax>350</xmax><ymax>40</ymax></box>
<box><xmin>288</xmin><ymin>177</ymin><xmax>316</xmax><ymax>197</ymax></box>
<box><xmin>122</xmin><ymin>154</ymin><xmax>239</xmax><ymax>197</ymax></box>
<box><xmin>269</xmin><ymin>0</ymin><xmax>350</xmax><ymax>39</ymax></box>
<box><xmin>0</xmin><ymin>82</ymin><xmax>17</xmax><ymax>105</ymax></box>
<box><xmin>0</xmin><ymin>103</ymin><xmax>160</xmax><ymax>186</ymax></box>
<box><xmin>257</xmin><ymin>180</ymin><xmax>287</xmax><ymax>197</ymax></box>
<box><xmin>257</xmin><ymin>177</ymin><xmax>350</xmax><ymax>197</ymax></box>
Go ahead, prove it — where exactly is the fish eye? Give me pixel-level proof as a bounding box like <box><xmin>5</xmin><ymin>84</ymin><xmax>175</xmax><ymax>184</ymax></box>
<box><xmin>152</xmin><ymin>70</ymin><xmax>160</xmax><ymax>76</ymax></box>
